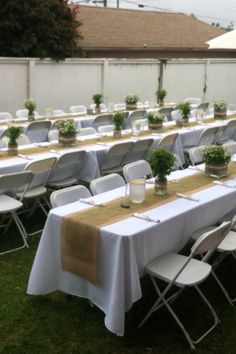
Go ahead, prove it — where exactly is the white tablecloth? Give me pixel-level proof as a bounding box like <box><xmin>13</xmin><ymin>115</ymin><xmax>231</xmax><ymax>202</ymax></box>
<box><xmin>27</xmin><ymin>168</ymin><xmax>236</xmax><ymax>335</ymax></box>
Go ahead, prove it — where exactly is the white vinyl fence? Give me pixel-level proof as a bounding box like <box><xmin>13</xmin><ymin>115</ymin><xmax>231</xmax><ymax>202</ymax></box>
<box><xmin>0</xmin><ymin>57</ymin><xmax>236</xmax><ymax>115</ymax></box>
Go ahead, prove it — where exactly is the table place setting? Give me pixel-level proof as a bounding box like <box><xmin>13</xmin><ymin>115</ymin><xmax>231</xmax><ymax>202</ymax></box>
<box><xmin>176</xmin><ymin>192</ymin><xmax>200</xmax><ymax>202</ymax></box>
<box><xmin>132</xmin><ymin>212</ymin><xmax>160</xmax><ymax>223</ymax></box>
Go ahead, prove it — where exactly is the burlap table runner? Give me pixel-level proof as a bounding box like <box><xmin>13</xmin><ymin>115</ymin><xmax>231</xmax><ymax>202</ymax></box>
<box><xmin>61</xmin><ymin>163</ymin><xmax>236</xmax><ymax>283</ymax></box>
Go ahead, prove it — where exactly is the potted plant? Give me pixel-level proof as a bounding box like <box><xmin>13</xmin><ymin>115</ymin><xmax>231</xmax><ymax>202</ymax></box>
<box><xmin>203</xmin><ymin>145</ymin><xmax>231</xmax><ymax>178</ymax></box>
<box><xmin>92</xmin><ymin>93</ymin><xmax>103</xmax><ymax>114</ymax></box>
<box><xmin>125</xmin><ymin>94</ymin><xmax>139</xmax><ymax>110</ymax></box>
<box><xmin>25</xmin><ymin>99</ymin><xmax>37</xmax><ymax>121</ymax></box>
<box><xmin>155</xmin><ymin>88</ymin><xmax>167</xmax><ymax>107</ymax></box>
<box><xmin>112</xmin><ymin>111</ymin><xmax>125</xmax><ymax>138</ymax></box>
<box><xmin>147</xmin><ymin>112</ymin><xmax>165</xmax><ymax>131</ymax></box>
<box><xmin>176</xmin><ymin>102</ymin><xmax>191</xmax><ymax>126</ymax></box>
<box><xmin>148</xmin><ymin>148</ymin><xmax>175</xmax><ymax>195</ymax></box>
<box><xmin>214</xmin><ymin>100</ymin><xmax>227</xmax><ymax>119</ymax></box>
<box><xmin>57</xmin><ymin>120</ymin><xmax>78</xmax><ymax>146</ymax></box>
<box><xmin>5</xmin><ymin>125</ymin><xmax>24</xmax><ymax>155</ymax></box>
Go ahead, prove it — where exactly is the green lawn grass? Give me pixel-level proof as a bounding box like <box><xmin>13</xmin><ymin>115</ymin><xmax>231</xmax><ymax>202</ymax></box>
<box><xmin>1</xmin><ymin>212</ymin><xmax>236</xmax><ymax>354</ymax></box>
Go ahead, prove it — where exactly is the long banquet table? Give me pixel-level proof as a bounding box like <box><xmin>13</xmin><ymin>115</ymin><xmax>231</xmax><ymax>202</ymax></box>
<box><xmin>27</xmin><ymin>167</ymin><xmax>236</xmax><ymax>336</ymax></box>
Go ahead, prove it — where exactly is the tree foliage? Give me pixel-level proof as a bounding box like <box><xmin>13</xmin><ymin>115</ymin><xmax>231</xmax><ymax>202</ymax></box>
<box><xmin>0</xmin><ymin>0</ymin><xmax>83</xmax><ymax>60</ymax></box>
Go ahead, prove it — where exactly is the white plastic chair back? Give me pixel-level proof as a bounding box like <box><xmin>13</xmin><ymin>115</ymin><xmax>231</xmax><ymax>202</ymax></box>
<box><xmin>89</xmin><ymin>103</ymin><xmax>108</xmax><ymax>113</ymax></box>
<box><xmin>196</xmin><ymin>102</ymin><xmax>209</xmax><ymax>112</ymax></box>
<box><xmin>123</xmin><ymin>138</ymin><xmax>153</xmax><ymax>165</ymax></box>
<box><xmin>70</xmin><ymin>105</ymin><xmax>87</xmax><ymax>115</ymax></box>
<box><xmin>184</xmin><ymin>97</ymin><xmax>201</xmax><ymax>107</ymax></box>
<box><xmin>173</xmin><ymin>154</ymin><xmax>183</xmax><ymax>170</ymax></box>
<box><xmin>0</xmin><ymin>171</ymin><xmax>33</xmax><ymax>200</ymax></box>
<box><xmin>189</xmin><ymin>145</ymin><xmax>207</xmax><ymax>165</ymax></box>
<box><xmin>219</xmin><ymin>119</ymin><xmax>236</xmax><ymax>143</ymax></box>
<box><xmin>92</xmin><ymin>114</ymin><xmax>113</xmax><ymax>129</ymax></box>
<box><xmin>48</xmin><ymin>150</ymin><xmax>86</xmax><ymax>185</ymax></box>
<box><xmin>0</xmin><ymin>112</ymin><xmax>12</xmax><ymax>120</ymax></box>
<box><xmin>24</xmin><ymin>157</ymin><xmax>57</xmax><ymax>189</ymax></box>
<box><xmin>97</xmin><ymin>125</ymin><xmax>115</xmax><ymax>134</ymax></box>
<box><xmin>90</xmin><ymin>173</ymin><xmax>126</xmax><ymax>195</ymax></box>
<box><xmin>100</xmin><ymin>142</ymin><xmax>134</xmax><ymax>174</ymax></box>
<box><xmin>1</xmin><ymin>134</ymin><xmax>30</xmax><ymax>147</ymax></box>
<box><xmin>171</xmin><ymin>110</ymin><xmax>182</xmax><ymax>121</ymax></box>
<box><xmin>50</xmin><ymin>185</ymin><xmax>91</xmax><ymax>208</ymax></box>
<box><xmin>125</xmin><ymin>110</ymin><xmax>147</xmax><ymax>129</ymax></box>
<box><xmin>197</xmin><ymin>127</ymin><xmax>218</xmax><ymax>146</ymax></box>
<box><xmin>157</xmin><ymin>107</ymin><xmax>174</xmax><ymax>121</ymax></box>
<box><xmin>53</xmin><ymin>109</ymin><xmax>66</xmax><ymax>117</ymax></box>
<box><xmin>77</xmin><ymin>127</ymin><xmax>97</xmax><ymax>136</ymax></box>
<box><xmin>123</xmin><ymin>160</ymin><xmax>153</xmax><ymax>182</ymax></box>
<box><xmin>223</xmin><ymin>141</ymin><xmax>236</xmax><ymax>155</ymax></box>
<box><xmin>48</xmin><ymin>129</ymin><xmax>59</xmax><ymax>141</ymax></box>
<box><xmin>16</xmin><ymin>109</ymin><xmax>28</xmax><ymax>119</ymax></box>
<box><xmin>25</xmin><ymin>120</ymin><xmax>52</xmax><ymax>143</ymax></box>
<box><xmin>114</xmin><ymin>103</ymin><xmax>126</xmax><ymax>111</ymax></box>
<box><xmin>158</xmin><ymin>133</ymin><xmax>179</xmax><ymax>152</ymax></box>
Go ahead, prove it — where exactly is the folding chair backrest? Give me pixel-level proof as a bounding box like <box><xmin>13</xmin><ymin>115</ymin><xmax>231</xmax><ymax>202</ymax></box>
<box><xmin>0</xmin><ymin>112</ymin><xmax>12</xmax><ymax>120</ymax></box>
<box><xmin>191</xmin><ymin>221</ymin><xmax>231</xmax><ymax>258</ymax></box>
<box><xmin>24</xmin><ymin>157</ymin><xmax>57</xmax><ymax>188</ymax></box>
<box><xmin>171</xmin><ymin>110</ymin><xmax>182</xmax><ymax>121</ymax></box>
<box><xmin>223</xmin><ymin>141</ymin><xmax>236</xmax><ymax>154</ymax></box>
<box><xmin>189</xmin><ymin>145</ymin><xmax>207</xmax><ymax>165</ymax></box>
<box><xmin>53</xmin><ymin>109</ymin><xmax>66</xmax><ymax>117</ymax></box>
<box><xmin>97</xmin><ymin>125</ymin><xmax>115</xmax><ymax>134</ymax></box>
<box><xmin>172</xmin><ymin>154</ymin><xmax>183</xmax><ymax>170</ymax></box>
<box><xmin>92</xmin><ymin>114</ymin><xmax>113</xmax><ymax>129</ymax></box>
<box><xmin>158</xmin><ymin>133</ymin><xmax>178</xmax><ymax>152</ymax></box>
<box><xmin>100</xmin><ymin>142</ymin><xmax>134</xmax><ymax>173</ymax></box>
<box><xmin>123</xmin><ymin>138</ymin><xmax>153</xmax><ymax>165</ymax></box>
<box><xmin>90</xmin><ymin>173</ymin><xmax>125</xmax><ymax>195</ymax></box>
<box><xmin>125</xmin><ymin>110</ymin><xmax>147</xmax><ymax>129</ymax></box>
<box><xmin>157</xmin><ymin>107</ymin><xmax>174</xmax><ymax>121</ymax></box>
<box><xmin>16</xmin><ymin>109</ymin><xmax>28</xmax><ymax>119</ymax></box>
<box><xmin>78</xmin><ymin>127</ymin><xmax>97</xmax><ymax>136</ymax></box>
<box><xmin>213</xmin><ymin>125</ymin><xmax>225</xmax><ymax>144</ymax></box>
<box><xmin>221</xmin><ymin>120</ymin><xmax>236</xmax><ymax>142</ymax></box>
<box><xmin>48</xmin><ymin>129</ymin><xmax>59</xmax><ymax>141</ymax></box>
<box><xmin>50</xmin><ymin>185</ymin><xmax>91</xmax><ymax>208</ymax></box>
<box><xmin>123</xmin><ymin>160</ymin><xmax>153</xmax><ymax>182</ymax></box>
<box><xmin>0</xmin><ymin>171</ymin><xmax>33</xmax><ymax>199</ymax></box>
<box><xmin>114</xmin><ymin>103</ymin><xmax>126</xmax><ymax>111</ymax></box>
<box><xmin>26</xmin><ymin>121</ymin><xmax>52</xmax><ymax>143</ymax></box>
<box><xmin>70</xmin><ymin>105</ymin><xmax>87</xmax><ymax>115</ymax></box>
<box><xmin>48</xmin><ymin>151</ymin><xmax>86</xmax><ymax>183</ymax></box>
<box><xmin>197</xmin><ymin>102</ymin><xmax>209</xmax><ymax>111</ymax></box>
<box><xmin>184</xmin><ymin>97</ymin><xmax>201</xmax><ymax>105</ymax></box>
<box><xmin>197</xmin><ymin>127</ymin><xmax>218</xmax><ymax>146</ymax></box>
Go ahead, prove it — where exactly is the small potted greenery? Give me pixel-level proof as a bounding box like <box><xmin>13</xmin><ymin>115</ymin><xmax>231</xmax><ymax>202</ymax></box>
<box><xmin>5</xmin><ymin>125</ymin><xmax>24</xmax><ymax>155</ymax></box>
<box><xmin>214</xmin><ymin>100</ymin><xmax>227</xmax><ymax>119</ymax></box>
<box><xmin>57</xmin><ymin>120</ymin><xmax>78</xmax><ymax>146</ymax></box>
<box><xmin>203</xmin><ymin>145</ymin><xmax>231</xmax><ymax>178</ymax></box>
<box><xmin>92</xmin><ymin>93</ymin><xmax>103</xmax><ymax>114</ymax></box>
<box><xmin>155</xmin><ymin>88</ymin><xmax>167</xmax><ymax>107</ymax></box>
<box><xmin>147</xmin><ymin>112</ymin><xmax>165</xmax><ymax>131</ymax></box>
<box><xmin>125</xmin><ymin>94</ymin><xmax>139</xmax><ymax>110</ymax></box>
<box><xmin>148</xmin><ymin>148</ymin><xmax>175</xmax><ymax>195</ymax></box>
<box><xmin>112</xmin><ymin>111</ymin><xmax>125</xmax><ymax>138</ymax></box>
<box><xmin>176</xmin><ymin>102</ymin><xmax>191</xmax><ymax>126</ymax></box>
<box><xmin>25</xmin><ymin>99</ymin><xmax>37</xmax><ymax>121</ymax></box>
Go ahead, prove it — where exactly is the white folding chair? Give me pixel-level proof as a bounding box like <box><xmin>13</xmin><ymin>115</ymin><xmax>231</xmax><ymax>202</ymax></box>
<box><xmin>123</xmin><ymin>138</ymin><xmax>153</xmax><ymax>165</ymax></box>
<box><xmin>16</xmin><ymin>109</ymin><xmax>28</xmax><ymax>119</ymax></box>
<box><xmin>100</xmin><ymin>141</ymin><xmax>134</xmax><ymax>175</ymax></box>
<box><xmin>47</xmin><ymin>150</ymin><xmax>86</xmax><ymax>189</ymax></box>
<box><xmin>188</xmin><ymin>145</ymin><xmax>207</xmax><ymax>166</ymax></box>
<box><xmin>217</xmin><ymin>119</ymin><xmax>236</xmax><ymax>144</ymax></box>
<box><xmin>52</xmin><ymin>109</ymin><xmax>66</xmax><ymax>117</ymax></box>
<box><xmin>123</xmin><ymin>160</ymin><xmax>153</xmax><ymax>182</ymax></box>
<box><xmin>97</xmin><ymin>125</ymin><xmax>115</xmax><ymax>134</ymax></box>
<box><xmin>90</xmin><ymin>173</ymin><xmax>126</xmax><ymax>195</ymax></box>
<box><xmin>25</xmin><ymin>120</ymin><xmax>52</xmax><ymax>143</ymax></box>
<box><xmin>171</xmin><ymin>110</ymin><xmax>182</xmax><ymax>121</ymax></box>
<box><xmin>125</xmin><ymin>110</ymin><xmax>147</xmax><ymax>129</ymax></box>
<box><xmin>92</xmin><ymin>114</ymin><xmax>113</xmax><ymax>130</ymax></box>
<box><xmin>158</xmin><ymin>133</ymin><xmax>179</xmax><ymax>153</ymax></box>
<box><xmin>157</xmin><ymin>107</ymin><xmax>174</xmax><ymax>121</ymax></box>
<box><xmin>184</xmin><ymin>97</ymin><xmax>202</xmax><ymax>108</ymax></box>
<box><xmin>50</xmin><ymin>185</ymin><xmax>91</xmax><ymax>208</ymax></box>
<box><xmin>89</xmin><ymin>103</ymin><xmax>108</xmax><ymax>113</ymax></box>
<box><xmin>48</xmin><ymin>129</ymin><xmax>59</xmax><ymax>141</ymax></box>
<box><xmin>139</xmin><ymin>222</ymin><xmax>231</xmax><ymax>350</ymax></box>
<box><xmin>77</xmin><ymin>127</ymin><xmax>97</xmax><ymax>136</ymax></box>
<box><xmin>222</xmin><ymin>141</ymin><xmax>236</xmax><ymax>154</ymax></box>
<box><xmin>0</xmin><ymin>112</ymin><xmax>12</xmax><ymax>120</ymax></box>
<box><xmin>0</xmin><ymin>171</ymin><xmax>33</xmax><ymax>255</ymax></box>
<box><xmin>114</xmin><ymin>103</ymin><xmax>126</xmax><ymax>111</ymax></box>
<box><xmin>70</xmin><ymin>105</ymin><xmax>87</xmax><ymax>115</ymax></box>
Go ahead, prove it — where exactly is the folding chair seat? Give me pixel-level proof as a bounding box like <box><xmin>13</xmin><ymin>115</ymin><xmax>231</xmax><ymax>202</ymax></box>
<box><xmin>123</xmin><ymin>138</ymin><xmax>153</xmax><ymax>165</ymax></box>
<box><xmin>99</xmin><ymin>141</ymin><xmax>134</xmax><ymax>175</ymax></box>
<box><xmin>123</xmin><ymin>160</ymin><xmax>153</xmax><ymax>182</ymax></box>
<box><xmin>47</xmin><ymin>150</ymin><xmax>86</xmax><ymax>189</ymax></box>
<box><xmin>0</xmin><ymin>171</ymin><xmax>33</xmax><ymax>255</ymax></box>
<box><xmin>50</xmin><ymin>185</ymin><xmax>91</xmax><ymax>208</ymax></box>
<box><xmin>90</xmin><ymin>173</ymin><xmax>126</xmax><ymax>195</ymax></box>
<box><xmin>139</xmin><ymin>222</ymin><xmax>231</xmax><ymax>350</ymax></box>
<box><xmin>25</xmin><ymin>120</ymin><xmax>52</xmax><ymax>143</ymax></box>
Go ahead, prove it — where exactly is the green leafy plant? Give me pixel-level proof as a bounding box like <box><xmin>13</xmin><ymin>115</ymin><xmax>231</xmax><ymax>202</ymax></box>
<box><xmin>92</xmin><ymin>94</ymin><xmax>103</xmax><ymax>108</ymax></box>
<box><xmin>147</xmin><ymin>112</ymin><xmax>165</xmax><ymax>124</ymax></box>
<box><xmin>24</xmin><ymin>99</ymin><xmax>37</xmax><ymax>115</ymax></box>
<box><xmin>214</xmin><ymin>100</ymin><xmax>228</xmax><ymax>112</ymax></box>
<box><xmin>113</xmin><ymin>111</ymin><xmax>125</xmax><ymax>129</ymax></box>
<box><xmin>6</xmin><ymin>126</ymin><xmax>24</xmax><ymax>145</ymax></box>
<box><xmin>125</xmin><ymin>94</ymin><xmax>139</xmax><ymax>104</ymax></box>
<box><xmin>203</xmin><ymin>145</ymin><xmax>231</xmax><ymax>165</ymax></box>
<box><xmin>0</xmin><ymin>1</ymin><xmax>83</xmax><ymax>61</ymax></box>
<box><xmin>177</xmin><ymin>102</ymin><xmax>191</xmax><ymax>119</ymax></box>
<box><xmin>148</xmin><ymin>148</ymin><xmax>175</xmax><ymax>181</ymax></box>
<box><xmin>57</xmin><ymin>120</ymin><xmax>78</xmax><ymax>137</ymax></box>
<box><xmin>155</xmin><ymin>88</ymin><xmax>167</xmax><ymax>102</ymax></box>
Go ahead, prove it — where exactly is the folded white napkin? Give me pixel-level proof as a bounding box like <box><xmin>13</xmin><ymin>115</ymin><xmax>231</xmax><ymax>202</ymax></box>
<box><xmin>18</xmin><ymin>154</ymin><xmax>33</xmax><ymax>160</ymax></box>
<box><xmin>213</xmin><ymin>181</ymin><xmax>236</xmax><ymax>189</ymax></box>
<box><xmin>79</xmin><ymin>198</ymin><xmax>105</xmax><ymax>207</ymax></box>
<box><xmin>132</xmin><ymin>213</ymin><xmax>160</xmax><ymax>223</ymax></box>
<box><xmin>176</xmin><ymin>193</ymin><xmax>200</xmax><ymax>202</ymax></box>
<box><xmin>188</xmin><ymin>166</ymin><xmax>203</xmax><ymax>172</ymax></box>
<box><xmin>48</xmin><ymin>149</ymin><xmax>61</xmax><ymax>155</ymax></box>
<box><xmin>96</xmin><ymin>142</ymin><xmax>108</xmax><ymax>146</ymax></box>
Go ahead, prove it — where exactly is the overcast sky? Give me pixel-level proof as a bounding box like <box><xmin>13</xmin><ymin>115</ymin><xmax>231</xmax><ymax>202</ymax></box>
<box><xmin>77</xmin><ymin>0</ymin><xmax>236</xmax><ymax>28</ymax></box>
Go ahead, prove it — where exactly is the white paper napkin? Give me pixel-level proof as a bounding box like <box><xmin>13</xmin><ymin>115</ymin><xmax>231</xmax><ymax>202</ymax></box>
<box><xmin>176</xmin><ymin>193</ymin><xmax>200</xmax><ymax>202</ymax></box>
<box><xmin>79</xmin><ymin>198</ymin><xmax>105</xmax><ymax>207</ymax></box>
<box><xmin>18</xmin><ymin>154</ymin><xmax>33</xmax><ymax>160</ymax></box>
<box><xmin>213</xmin><ymin>181</ymin><xmax>236</xmax><ymax>189</ymax></box>
<box><xmin>132</xmin><ymin>213</ymin><xmax>160</xmax><ymax>223</ymax></box>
